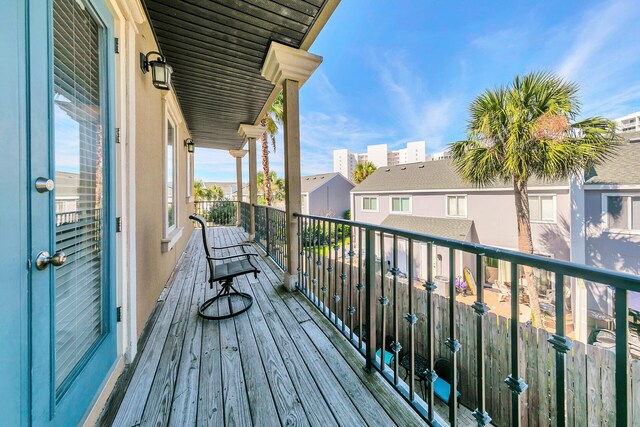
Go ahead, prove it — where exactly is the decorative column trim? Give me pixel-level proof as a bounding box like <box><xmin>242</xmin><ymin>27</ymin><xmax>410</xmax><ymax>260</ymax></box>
<box><xmin>261</xmin><ymin>42</ymin><xmax>322</xmax><ymax>88</ymax></box>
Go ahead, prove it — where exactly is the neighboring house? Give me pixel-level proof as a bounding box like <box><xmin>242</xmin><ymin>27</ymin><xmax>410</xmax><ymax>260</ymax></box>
<box><xmin>614</xmin><ymin>111</ymin><xmax>640</xmax><ymax>133</ymax></box>
<box><xmin>204</xmin><ymin>181</ymin><xmax>239</xmax><ymax>199</ymax></box>
<box><xmin>351</xmin><ymin>158</ymin><xmax>569</xmax><ymax>279</ymax></box>
<box><xmin>577</xmin><ymin>130</ymin><xmax>640</xmax><ymax>313</ymax></box>
<box><xmin>301</xmin><ymin>172</ymin><xmax>354</xmax><ymax>217</ymax></box>
<box><xmin>351</xmin><ymin>135</ymin><xmax>640</xmax><ymax>321</ymax></box>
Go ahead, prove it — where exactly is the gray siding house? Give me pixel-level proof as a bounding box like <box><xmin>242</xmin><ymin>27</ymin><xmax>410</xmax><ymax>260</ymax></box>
<box><xmin>351</xmin><ymin>135</ymin><xmax>640</xmax><ymax>325</ymax></box>
<box><xmin>351</xmin><ymin>159</ymin><xmax>569</xmax><ymax>278</ymax></box>
<box><xmin>301</xmin><ymin>172</ymin><xmax>354</xmax><ymax>218</ymax></box>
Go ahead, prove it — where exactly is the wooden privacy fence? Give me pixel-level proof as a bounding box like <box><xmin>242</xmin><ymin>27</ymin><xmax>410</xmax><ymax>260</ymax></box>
<box><xmin>307</xmin><ymin>252</ymin><xmax>640</xmax><ymax>426</ymax></box>
<box><xmin>377</xmin><ymin>278</ymin><xmax>640</xmax><ymax>427</ymax></box>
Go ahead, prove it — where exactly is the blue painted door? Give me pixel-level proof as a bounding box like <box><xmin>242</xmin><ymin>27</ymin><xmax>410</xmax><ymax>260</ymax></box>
<box><xmin>28</xmin><ymin>0</ymin><xmax>117</xmax><ymax>425</ymax></box>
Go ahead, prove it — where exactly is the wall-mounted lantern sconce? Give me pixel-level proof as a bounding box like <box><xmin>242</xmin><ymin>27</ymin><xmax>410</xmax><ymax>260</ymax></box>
<box><xmin>140</xmin><ymin>51</ymin><xmax>172</xmax><ymax>90</ymax></box>
<box><xmin>184</xmin><ymin>138</ymin><xmax>195</xmax><ymax>153</ymax></box>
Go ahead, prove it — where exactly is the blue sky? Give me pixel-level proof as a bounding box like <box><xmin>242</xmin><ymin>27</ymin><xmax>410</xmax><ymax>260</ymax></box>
<box><xmin>195</xmin><ymin>0</ymin><xmax>640</xmax><ymax>183</ymax></box>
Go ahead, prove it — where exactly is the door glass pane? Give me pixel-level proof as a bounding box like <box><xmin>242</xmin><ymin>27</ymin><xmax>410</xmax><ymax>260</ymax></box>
<box><xmin>607</xmin><ymin>196</ymin><xmax>628</xmax><ymax>229</ymax></box>
<box><xmin>392</xmin><ymin>197</ymin><xmax>400</xmax><ymax>212</ymax></box>
<box><xmin>53</xmin><ymin>0</ymin><xmax>105</xmax><ymax>391</ymax></box>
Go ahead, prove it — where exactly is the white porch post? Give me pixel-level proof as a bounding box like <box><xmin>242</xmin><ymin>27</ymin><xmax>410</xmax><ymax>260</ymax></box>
<box><xmin>262</xmin><ymin>42</ymin><xmax>322</xmax><ymax>290</ymax></box>
<box><xmin>570</xmin><ymin>174</ymin><xmax>589</xmax><ymax>343</ymax></box>
<box><xmin>229</xmin><ymin>149</ymin><xmax>247</xmax><ymax>226</ymax></box>
<box><xmin>238</xmin><ymin>125</ymin><xmax>265</xmax><ymax>242</ymax></box>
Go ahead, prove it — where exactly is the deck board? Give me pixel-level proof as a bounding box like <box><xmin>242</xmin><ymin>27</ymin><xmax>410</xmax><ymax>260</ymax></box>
<box><xmin>103</xmin><ymin>227</ymin><xmax>481</xmax><ymax>427</ymax></box>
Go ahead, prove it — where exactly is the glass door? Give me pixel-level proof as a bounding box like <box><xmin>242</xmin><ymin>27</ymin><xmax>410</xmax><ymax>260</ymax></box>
<box><xmin>30</xmin><ymin>0</ymin><xmax>116</xmax><ymax>424</ymax></box>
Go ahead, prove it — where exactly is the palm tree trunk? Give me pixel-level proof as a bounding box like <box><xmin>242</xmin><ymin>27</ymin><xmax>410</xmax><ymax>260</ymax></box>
<box><xmin>260</xmin><ymin>118</ymin><xmax>272</xmax><ymax>206</ymax></box>
<box><xmin>513</xmin><ymin>178</ymin><xmax>543</xmax><ymax>328</ymax></box>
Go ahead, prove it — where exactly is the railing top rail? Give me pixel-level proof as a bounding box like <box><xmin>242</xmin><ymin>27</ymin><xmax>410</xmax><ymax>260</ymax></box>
<box><xmin>252</xmin><ymin>204</ymin><xmax>286</xmax><ymax>213</ymax></box>
<box><xmin>294</xmin><ymin>212</ymin><xmax>640</xmax><ymax>291</ymax></box>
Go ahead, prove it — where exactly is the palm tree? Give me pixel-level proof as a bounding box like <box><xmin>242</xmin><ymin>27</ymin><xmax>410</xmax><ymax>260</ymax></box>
<box><xmin>260</xmin><ymin>92</ymin><xmax>284</xmax><ymax>206</ymax></box>
<box><xmin>353</xmin><ymin>161</ymin><xmax>377</xmax><ymax>184</ymax></box>
<box><xmin>450</xmin><ymin>71</ymin><xmax>618</xmax><ymax>326</ymax></box>
<box><xmin>209</xmin><ymin>184</ymin><xmax>224</xmax><ymax>201</ymax></box>
<box><xmin>270</xmin><ymin>171</ymin><xmax>286</xmax><ymax>202</ymax></box>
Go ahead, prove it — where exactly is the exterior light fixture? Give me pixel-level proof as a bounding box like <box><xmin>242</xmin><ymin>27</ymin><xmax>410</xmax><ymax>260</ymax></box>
<box><xmin>140</xmin><ymin>51</ymin><xmax>172</xmax><ymax>90</ymax></box>
<box><xmin>184</xmin><ymin>138</ymin><xmax>195</xmax><ymax>153</ymax></box>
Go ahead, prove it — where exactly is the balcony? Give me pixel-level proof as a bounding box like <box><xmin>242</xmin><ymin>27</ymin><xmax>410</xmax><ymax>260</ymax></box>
<box><xmin>100</xmin><ymin>226</ymin><xmax>432</xmax><ymax>426</ymax></box>
<box><xmin>99</xmin><ymin>202</ymin><xmax>640</xmax><ymax>427</ymax></box>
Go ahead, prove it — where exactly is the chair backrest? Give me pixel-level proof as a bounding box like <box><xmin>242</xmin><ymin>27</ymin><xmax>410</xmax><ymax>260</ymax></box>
<box><xmin>189</xmin><ymin>214</ymin><xmax>215</xmax><ymax>281</ymax></box>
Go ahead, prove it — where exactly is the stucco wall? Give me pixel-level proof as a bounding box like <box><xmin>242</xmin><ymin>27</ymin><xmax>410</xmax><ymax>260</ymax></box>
<box><xmin>308</xmin><ymin>176</ymin><xmax>353</xmax><ymax>218</ymax></box>
<box><xmin>134</xmin><ymin>25</ymin><xmax>193</xmax><ymax>335</ymax></box>
<box><xmin>353</xmin><ymin>188</ymin><xmax>571</xmax><ymax>261</ymax></box>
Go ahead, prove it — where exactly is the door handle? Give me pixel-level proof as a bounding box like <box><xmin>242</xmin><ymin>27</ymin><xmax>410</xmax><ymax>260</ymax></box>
<box><xmin>35</xmin><ymin>251</ymin><xmax>67</xmax><ymax>270</ymax></box>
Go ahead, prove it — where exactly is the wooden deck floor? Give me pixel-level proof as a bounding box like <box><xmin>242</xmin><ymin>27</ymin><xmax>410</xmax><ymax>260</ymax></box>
<box><xmin>101</xmin><ymin>227</ymin><xmax>479</xmax><ymax>427</ymax></box>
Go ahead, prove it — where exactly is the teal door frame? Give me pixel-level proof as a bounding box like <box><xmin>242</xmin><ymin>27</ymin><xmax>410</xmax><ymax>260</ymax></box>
<box><xmin>0</xmin><ymin>0</ymin><xmax>30</xmax><ymax>425</ymax></box>
<box><xmin>32</xmin><ymin>0</ymin><xmax>117</xmax><ymax>423</ymax></box>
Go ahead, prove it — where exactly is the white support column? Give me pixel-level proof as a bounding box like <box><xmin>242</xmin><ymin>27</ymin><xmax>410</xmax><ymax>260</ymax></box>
<box><xmin>570</xmin><ymin>173</ymin><xmax>588</xmax><ymax>343</ymax></box>
<box><xmin>262</xmin><ymin>42</ymin><xmax>322</xmax><ymax>290</ymax></box>
<box><xmin>238</xmin><ymin>125</ymin><xmax>265</xmax><ymax>242</ymax></box>
<box><xmin>229</xmin><ymin>150</ymin><xmax>247</xmax><ymax>226</ymax></box>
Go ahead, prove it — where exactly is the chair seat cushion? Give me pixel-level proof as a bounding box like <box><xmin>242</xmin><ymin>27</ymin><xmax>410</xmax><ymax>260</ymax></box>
<box><xmin>433</xmin><ymin>377</ymin><xmax>461</xmax><ymax>404</ymax></box>
<box><xmin>213</xmin><ymin>258</ymin><xmax>256</xmax><ymax>280</ymax></box>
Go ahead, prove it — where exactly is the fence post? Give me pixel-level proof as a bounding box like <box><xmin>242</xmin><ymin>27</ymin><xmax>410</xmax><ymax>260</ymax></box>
<box><xmin>364</xmin><ymin>228</ymin><xmax>377</xmax><ymax>373</ymax></box>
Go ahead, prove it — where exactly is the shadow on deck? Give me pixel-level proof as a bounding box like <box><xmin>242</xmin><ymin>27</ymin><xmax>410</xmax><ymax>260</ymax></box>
<box><xmin>99</xmin><ymin>227</ymin><xmax>480</xmax><ymax>426</ymax></box>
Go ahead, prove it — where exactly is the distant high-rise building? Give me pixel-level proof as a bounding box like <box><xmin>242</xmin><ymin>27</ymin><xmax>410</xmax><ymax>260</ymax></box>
<box><xmin>333</xmin><ymin>141</ymin><xmax>427</xmax><ymax>182</ymax></box>
<box><xmin>615</xmin><ymin>111</ymin><xmax>640</xmax><ymax>133</ymax></box>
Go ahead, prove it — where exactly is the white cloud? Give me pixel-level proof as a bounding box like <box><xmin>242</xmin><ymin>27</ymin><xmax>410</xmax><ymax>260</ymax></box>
<box><xmin>375</xmin><ymin>51</ymin><xmax>461</xmax><ymax>150</ymax></box>
<box><xmin>557</xmin><ymin>0</ymin><xmax>634</xmax><ymax>81</ymax></box>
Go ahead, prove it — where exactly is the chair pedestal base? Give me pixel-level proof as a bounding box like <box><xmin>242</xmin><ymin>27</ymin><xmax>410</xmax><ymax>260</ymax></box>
<box><xmin>198</xmin><ymin>279</ymin><xmax>253</xmax><ymax>320</ymax></box>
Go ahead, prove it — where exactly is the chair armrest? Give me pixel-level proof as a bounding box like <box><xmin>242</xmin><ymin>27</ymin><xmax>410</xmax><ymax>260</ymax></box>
<box><xmin>212</xmin><ymin>243</ymin><xmax>252</xmax><ymax>251</ymax></box>
<box><xmin>207</xmin><ymin>253</ymin><xmax>258</xmax><ymax>261</ymax></box>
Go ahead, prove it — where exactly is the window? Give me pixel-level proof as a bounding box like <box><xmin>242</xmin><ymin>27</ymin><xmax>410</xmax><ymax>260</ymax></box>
<box><xmin>529</xmin><ymin>195</ymin><xmax>555</xmax><ymax>222</ymax></box>
<box><xmin>391</xmin><ymin>196</ymin><xmax>411</xmax><ymax>213</ymax></box>
<box><xmin>166</xmin><ymin>121</ymin><xmax>177</xmax><ymax>231</ymax></box>
<box><xmin>362</xmin><ymin>196</ymin><xmax>378</xmax><ymax>212</ymax></box>
<box><xmin>605</xmin><ymin>195</ymin><xmax>640</xmax><ymax>231</ymax></box>
<box><xmin>446</xmin><ymin>195</ymin><xmax>467</xmax><ymax>217</ymax></box>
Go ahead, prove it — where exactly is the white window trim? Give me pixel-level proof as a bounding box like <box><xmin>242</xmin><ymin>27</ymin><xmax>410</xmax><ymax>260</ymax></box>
<box><xmin>389</xmin><ymin>195</ymin><xmax>412</xmax><ymax>215</ymax></box>
<box><xmin>445</xmin><ymin>194</ymin><xmax>467</xmax><ymax>218</ymax></box>
<box><xmin>361</xmin><ymin>196</ymin><xmax>379</xmax><ymax>213</ymax></box>
<box><xmin>529</xmin><ymin>194</ymin><xmax>557</xmax><ymax>224</ymax></box>
<box><xmin>162</xmin><ymin>96</ymin><xmax>183</xmax><ymax>252</ymax></box>
<box><xmin>601</xmin><ymin>192</ymin><xmax>640</xmax><ymax>235</ymax></box>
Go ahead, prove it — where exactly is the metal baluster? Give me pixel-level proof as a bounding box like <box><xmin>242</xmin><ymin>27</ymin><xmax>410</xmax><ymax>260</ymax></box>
<box><xmin>357</xmin><ymin>226</ymin><xmax>365</xmax><ymax>351</ymax></box>
<box><xmin>341</xmin><ymin>223</ymin><xmax>347</xmax><ymax>333</ymax></box>
<box><xmin>322</xmin><ymin>224</ymin><xmax>335</xmax><ymax>320</ymax></box>
<box><xmin>348</xmin><ymin>224</ymin><xmax>356</xmax><ymax>341</ymax></box>
<box><xmin>297</xmin><ymin>216</ymin><xmax>302</xmax><ymax>290</ymax></box>
<box><xmin>312</xmin><ymin>218</ymin><xmax>318</xmax><ymax>307</ymax></box>
<box><xmin>390</xmin><ymin>235</ymin><xmax>400</xmax><ymax>385</ymax></box>
<box><xmin>365</xmin><ymin>228</ymin><xmax>377</xmax><ymax>372</ymax></box>
<box><xmin>324</xmin><ymin>219</ymin><xmax>329</xmax><ymax>315</ymax></box>
<box><xmin>547</xmin><ymin>273</ymin><xmax>571</xmax><ymax>427</ymax></box>
<box><xmin>615</xmin><ymin>288</ymin><xmax>629</xmax><ymax>427</ymax></box>
<box><xmin>380</xmin><ymin>233</ymin><xmax>388</xmax><ymax>372</ymax></box>
<box><xmin>505</xmin><ymin>262</ymin><xmax>527</xmax><ymax>426</ymax></box>
<box><xmin>446</xmin><ymin>248</ymin><xmax>461</xmax><ymax>425</ymax></box>
<box><xmin>333</xmin><ymin>224</ymin><xmax>340</xmax><ymax>327</ymax></box>
<box><xmin>305</xmin><ymin>218</ymin><xmax>313</xmax><ymax>301</ymax></box>
<box><xmin>406</xmin><ymin>239</ymin><xmax>417</xmax><ymax>402</ymax></box>
<box><xmin>472</xmin><ymin>254</ymin><xmax>491</xmax><ymax>426</ymax></box>
<box><xmin>424</xmin><ymin>242</ymin><xmax>437</xmax><ymax>423</ymax></box>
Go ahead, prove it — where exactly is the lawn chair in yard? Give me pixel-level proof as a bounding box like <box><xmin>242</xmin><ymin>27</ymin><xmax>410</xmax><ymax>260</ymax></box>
<box><xmin>190</xmin><ymin>214</ymin><xmax>260</xmax><ymax>320</ymax></box>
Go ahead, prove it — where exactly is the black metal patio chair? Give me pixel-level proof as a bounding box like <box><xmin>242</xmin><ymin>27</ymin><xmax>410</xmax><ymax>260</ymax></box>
<box><xmin>190</xmin><ymin>214</ymin><xmax>260</xmax><ymax>320</ymax></box>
